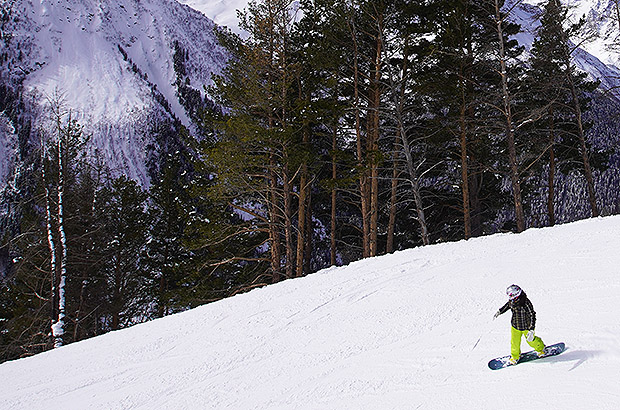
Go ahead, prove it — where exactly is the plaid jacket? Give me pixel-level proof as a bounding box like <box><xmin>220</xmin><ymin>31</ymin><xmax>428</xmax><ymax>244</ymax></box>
<box><xmin>498</xmin><ymin>293</ymin><xmax>536</xmax><ymax>331</ymax></box>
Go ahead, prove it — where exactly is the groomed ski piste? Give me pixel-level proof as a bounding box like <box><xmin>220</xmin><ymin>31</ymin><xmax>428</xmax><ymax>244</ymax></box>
<box><xmin>1</xmin><ymin>216</ymin><xmax>620</xmax><ymax>409</ymax></box>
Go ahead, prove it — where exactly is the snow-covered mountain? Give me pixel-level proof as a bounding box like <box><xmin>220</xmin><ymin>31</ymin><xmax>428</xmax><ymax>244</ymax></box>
<box><xmin>1</xmin><ymin>214</ymin><xmax>619</xmax><ymax>409</ymax></box>
<box><xmin>1</xmin><ymin>0</ymin><xmax>227</xmax><ymax>185</ymax></box>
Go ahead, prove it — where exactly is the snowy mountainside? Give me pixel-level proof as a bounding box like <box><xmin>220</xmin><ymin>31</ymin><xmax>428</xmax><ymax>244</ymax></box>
<box><xmin>177</xmin><ymin>0</ymin><xmax>246</xmax><ymax>34</ymax></box>
<box><xmin>2</xmin><ymin>0</ymin><xmax>227</xmax><ymax>185</ymax></box>
<box><xmin>177</xmin><ymin>0</ymin><xmax>301</xmax><ymax>35</ymax></box>
<box><xmin>1</xmin><ymin>215</ymin><xmax>620</xmax><ymax>409</ymax></box>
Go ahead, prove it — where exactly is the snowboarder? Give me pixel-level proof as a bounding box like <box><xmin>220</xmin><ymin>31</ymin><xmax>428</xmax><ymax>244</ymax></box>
<box><xmin>493</xmin><ymin>284</ymin><xmax>546</xmax><ymax>365</ymax></box>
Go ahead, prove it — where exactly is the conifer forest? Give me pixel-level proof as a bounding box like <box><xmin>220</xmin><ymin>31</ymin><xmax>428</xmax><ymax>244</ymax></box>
<box><xmin>1</xmin><ymin>0</ymin><xmax>620</xmax><ymax>362</ymax></box>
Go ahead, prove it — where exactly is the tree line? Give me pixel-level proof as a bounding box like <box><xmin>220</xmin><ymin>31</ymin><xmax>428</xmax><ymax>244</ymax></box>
<box><xmin>0</xmin><ymin>0</ymin><xmax>618</xmax><ymax>362</ymax></box>
<box><xmin>204</xmin><ymin>0</ymin><xmax>612</xmax><ymax>277</ymax></box>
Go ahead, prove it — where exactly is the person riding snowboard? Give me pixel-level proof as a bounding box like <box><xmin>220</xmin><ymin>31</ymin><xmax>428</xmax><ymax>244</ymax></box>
<box><xmin>494</xmin><ymin>284</ymin><xmax>546</xmax><ymax>365</ymax></box>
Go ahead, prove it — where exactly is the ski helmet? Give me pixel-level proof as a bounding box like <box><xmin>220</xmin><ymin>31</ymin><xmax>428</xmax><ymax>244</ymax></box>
<box><xmin>506</xmin><ymin>284</ymin><xmax>522</xmax><ymax>300</ymax></box>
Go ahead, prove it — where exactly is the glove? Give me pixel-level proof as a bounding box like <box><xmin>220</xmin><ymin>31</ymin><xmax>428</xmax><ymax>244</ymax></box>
<box><xmin>525</xmin><ymin>330</ymin><xmax>535</xmax><ymax>342</ymax></box>
<box><xmin>493</xmin><ymin>311</ymin><xmax>500</xmax><ymax>320</ymax></box>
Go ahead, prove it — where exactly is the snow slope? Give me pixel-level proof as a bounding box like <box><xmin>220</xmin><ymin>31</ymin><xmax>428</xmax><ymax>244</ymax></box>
<box><xmin>1</xmin><ymin>216</ymin><xmax>620</xmax><ymax>409</ymax></box>
<box><xmin>563</xmin><ymin>0</ymin><xmax>620</xmax><ymax>68</ymax></box>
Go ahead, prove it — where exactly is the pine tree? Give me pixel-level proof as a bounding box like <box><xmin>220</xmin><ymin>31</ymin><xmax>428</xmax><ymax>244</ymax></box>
<box><xmin>146</xmin><ymin>149</ymin><xmax>195</xmax><ymax>317</ymax></box>
<box><xmin>382</xmin><ymin>0</ymin><xmax>443</xmax><ymax>246</ymax></box>
<box><xmin>522</xmin><ymin>0</ymin><xmax>569</xmax><ymax>226</ymax></box>
<box><xmin>0</xmin><ymin>103</ymin><xmax>97</xmax><ymax>358</ymax></box>
<box><xmin>432</xmin><ymin>0</ymin><xmax>508</xmax><ymax>237</ymax></box>
<box><xmin>487</xmin><ymin>0</ymin><xmax>527</xmax><ymax>232</ymax></box>
<box><xmin>294</xmin><ymin>0</ymin><xmax>357</xmax><ymax>264</ymax></box>
<box><xmin>95</xmin><ymin>176</ymin><xmax>150</xmax><ymax>330</ymax></box>
<box><xmin>526</xmin><ymin>0</ymin><xmax>601</xmax><ymax>222</ymax></box>
<box><xmin>209</xmin><ymin>0</ymin><xmax>305</xmax><ymax>283</ymax></box>
<box><xmin>0</xmin><ymin>202</ymin><xmax>50</xmax><ymax>360</ymax></box>
<box><xmin>289</xmin><ymin>0</ymin><xmax>338</xmax><ymax>273</ymax></box>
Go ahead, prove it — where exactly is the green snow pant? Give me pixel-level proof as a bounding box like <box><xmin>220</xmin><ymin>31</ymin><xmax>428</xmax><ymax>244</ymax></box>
<box><xmin>511</xmin><ymin>326</ymin><xmax>545</xmax><ymax>360</ymax></box>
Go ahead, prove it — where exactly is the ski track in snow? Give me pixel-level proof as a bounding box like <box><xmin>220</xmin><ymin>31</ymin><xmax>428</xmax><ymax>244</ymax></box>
<box><xmin>1</xmin><ymin>216</ymin><xmax>620</xmax><ymax>409</ymax></box>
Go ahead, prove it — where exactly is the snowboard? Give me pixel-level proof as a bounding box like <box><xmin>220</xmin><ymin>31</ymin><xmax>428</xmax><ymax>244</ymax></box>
<box><xmin>488</xmin><ymin>342</ymin><xmax>565</xmax><ymax>370</ymax></box>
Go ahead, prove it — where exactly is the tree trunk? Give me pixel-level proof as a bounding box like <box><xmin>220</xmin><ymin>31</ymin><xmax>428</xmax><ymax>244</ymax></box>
<box><xmin>283</xmin><ymin>162</ymin><xmax>294</xmax><ymax>279</ymax></box>
<box><xmin>53</xmin><ymin>135</ymin><xmax>67</xmax><ymax>348</ymax></box>
<box><xmin>304</xmin><ymin>187</ymin><xmax>313</xmax><ymax>275</ymax></box>
<box><xmin>566</xmin><ymin>72</ymin><xmax>599</xmax><ymax>217</ymax></box>
<box><xmin>42</xmin><ymin>141</ymin><xmax>58</xmax><ymax>348</ymax></box>
<box><xmin>459</xmin><ymin>102</ymin><xmax>471</xmax><ymax>239</ymax></box>
<box><xmin>397</xmin><ymin>118</ymin><xmax>430</xmax><ymax>245</ymax></box>
<box><xmin>469</xmin><ymin>169</ymin><xmax>483</xmax><ymax>237</ymax></box>
<box><xmin>367</xmin><ymin>10</ymin><xmax>384</xmax><ymax>257</ymax></box>
<box><xmin>392</xmin><ymin>40</ymin><xmax>430</xmax><ymax>246</ymax></box>
<box><xmin>330</xmin><ymin>126</ymin><xmax>338</xmax><ymax>266</ymax></box>
<box><xmin>296</xmin><ymin>161</ymin><xmax>308</xmax><ymax>278</ymax></box>
<box><xmin>269</xmin><ymin>153</ymin><xmax>282</xmax><ymax>283</ymax></box>
<box><xmin>456</xmin><ymin>0</ymin><xmax>473</xmax><ymax>240</ymax></box>
<box><xmin>296</xmin><ymin>173</ymin><xmax>307</xmax><ymax>277</ymax></box>
<box><xmin>350</xmin><ymin>15</ymin><xmax>371</xmax><ymax>258</ymax></box>
<box><xmin>547</xmin><ymin>109</ymin><xmax>556</xmax><ymax>226</ymax></box>
<box><xmin>264</xmin><ymin>2</ymin><xmax>283</xmax><ymax>283</ymax></box>
<box><xmin>553</xmin><ymin>0</ymin><xmax>599</xmax><ymax>217</ymax></box>
<box><xmin>73</xmin><ymin>279</ymin><xmax>88</xmax><ymax>341</ymax></box>
<box><xmin>111</xmin><ymin>260</ymin><xmax>122</xmax><ymax>330</ymax></box>
<box><xmin>387</xmin><ymin>141</ymin><xmax>399</xmax><ymax>253</ymax></box>
<box><xmin>158</xmin><ymin>240</ymin><xmax>169</xmax><ymax>317</ymax></box>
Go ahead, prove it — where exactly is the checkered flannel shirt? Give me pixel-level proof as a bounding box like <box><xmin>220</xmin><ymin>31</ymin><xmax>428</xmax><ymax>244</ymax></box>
<box><xmin>498</xmin><ymin>294</ymin><xmax>536</xmax><ymax>331</ymax></box>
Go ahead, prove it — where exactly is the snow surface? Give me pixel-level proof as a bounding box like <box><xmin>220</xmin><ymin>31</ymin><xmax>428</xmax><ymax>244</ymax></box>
<box><xmin>1</xmin><ymin>216</ymin><xmax>620</xmax><ymax>409</ymax></box>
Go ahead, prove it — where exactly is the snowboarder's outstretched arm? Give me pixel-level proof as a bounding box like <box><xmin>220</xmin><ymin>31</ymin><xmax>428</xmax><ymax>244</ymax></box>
<box><xmin>493</xmin><ymin>301</ymin><xmax>510</xmax><ymax>319</ymax></box>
